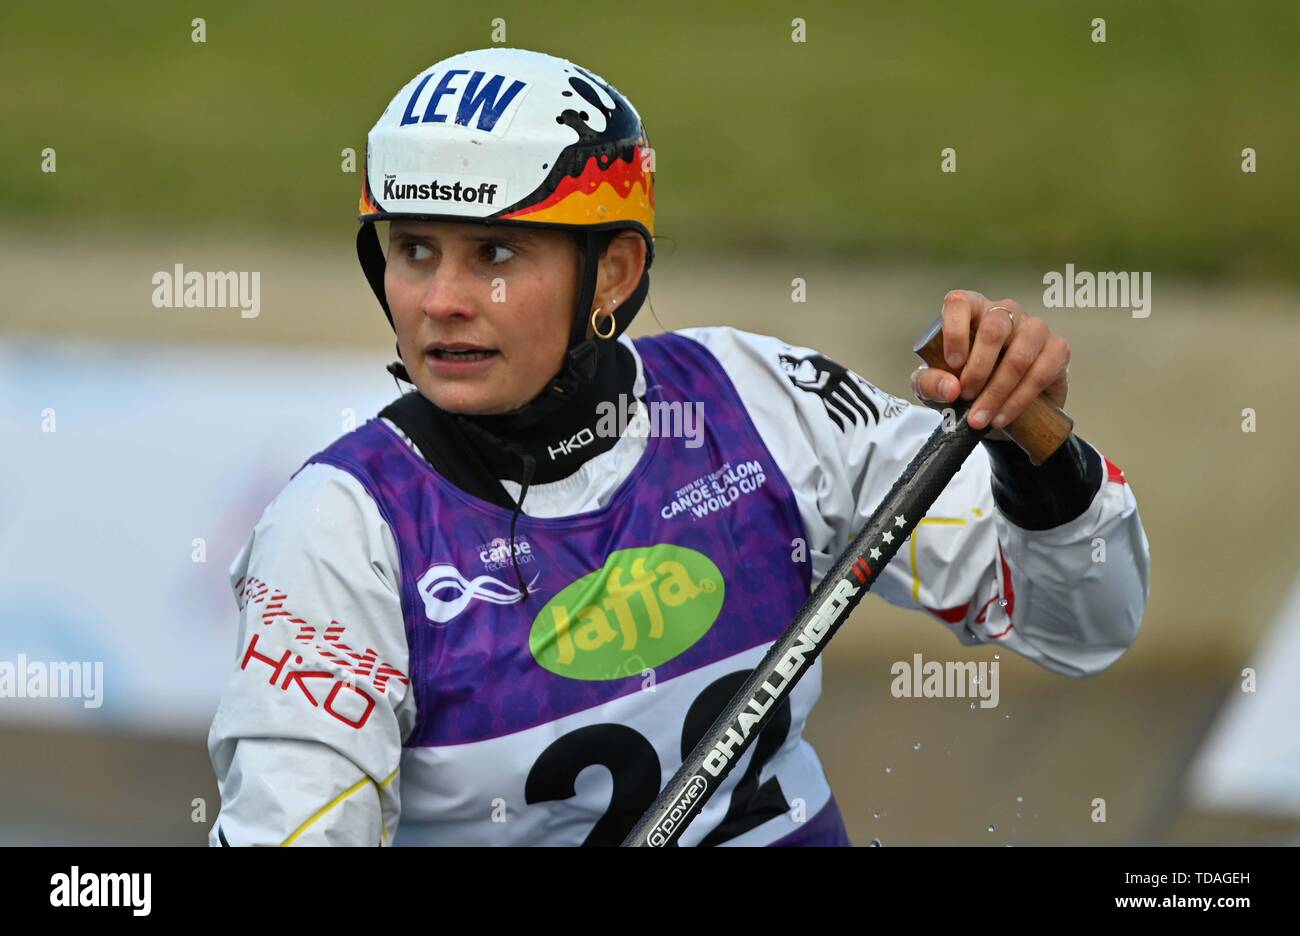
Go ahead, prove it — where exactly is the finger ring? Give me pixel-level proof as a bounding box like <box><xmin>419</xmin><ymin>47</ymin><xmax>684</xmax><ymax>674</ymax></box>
<box><xmin>989</xmin><ymin>305</ymin><xmax>1016</xmax><ymax>329</ymax></box>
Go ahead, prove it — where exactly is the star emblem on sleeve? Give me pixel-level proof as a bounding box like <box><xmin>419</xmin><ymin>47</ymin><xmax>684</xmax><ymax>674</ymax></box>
<box><xmin>869</xmin><ymin>547</ymin><xmax>882</xmax><ymax>561</ymax></box>
<box><xmin>882</xmin><ymin>531</ymin><xmax>894</xmax><ymax>544</ymax></box>
<box><xmin>894</xmin><ymin>514</ymin><xmax>906</xmax><ymax>527</ymax></box>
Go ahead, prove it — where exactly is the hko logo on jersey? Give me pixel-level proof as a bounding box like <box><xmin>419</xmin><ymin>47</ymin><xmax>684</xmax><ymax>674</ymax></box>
<box><xmin>398</xmin><ymin>69</ymin><xmax>530</xmax><ymax>133</ymax></box>
<box><xmin>529</xmin><ymin>546</ymin><xmax>724</xmax><ymax>681</ymax></box>
<box><xmin>548</xmin><ymin>427</ymin><xmax>594</xmax><ymax>461</ymax></box>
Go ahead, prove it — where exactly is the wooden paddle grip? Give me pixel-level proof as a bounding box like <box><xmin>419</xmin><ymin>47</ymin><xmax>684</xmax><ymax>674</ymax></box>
<box><xmin>913</xmin><ymin>315</ymin><xmax>1073</xmax><ymax>466</ymax></box>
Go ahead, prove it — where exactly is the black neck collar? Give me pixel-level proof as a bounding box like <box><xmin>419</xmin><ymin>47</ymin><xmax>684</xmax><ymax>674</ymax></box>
<box><xmin>458</xmin><ymin>340</ymin><xmax>636</xmax><ymax>485</ymax></box>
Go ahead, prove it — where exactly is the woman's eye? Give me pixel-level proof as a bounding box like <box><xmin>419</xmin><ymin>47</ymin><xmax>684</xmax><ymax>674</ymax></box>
<box><xmin>483</xmin><ymin>243</ymin><xmax>517</xmax><ymax>264</ymax></box>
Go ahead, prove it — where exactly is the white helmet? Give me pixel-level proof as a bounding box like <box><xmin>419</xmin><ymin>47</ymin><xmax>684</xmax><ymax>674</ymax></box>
<box><xmin>356</xmin><ymin>48</ymin><xmax>656</xmax><ymax>401</ymax></box>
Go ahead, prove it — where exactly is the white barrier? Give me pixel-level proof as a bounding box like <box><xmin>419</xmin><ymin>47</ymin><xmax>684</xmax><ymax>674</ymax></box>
<box><xmin>0</xmin><ymin>337</ymin><xmax>401</xmax><ymax>735</ymax></box>
<box><xmin>1187</xmin><ymin>573</ymin><xmax>1300</xmax><ymax>816</ymax></box>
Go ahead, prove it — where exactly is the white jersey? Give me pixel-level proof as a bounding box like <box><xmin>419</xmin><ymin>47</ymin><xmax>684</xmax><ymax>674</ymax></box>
<box><xmin>207</xmin><ymin>326</ymin><xmax>1150</xmax><ymax>846</ymax></box>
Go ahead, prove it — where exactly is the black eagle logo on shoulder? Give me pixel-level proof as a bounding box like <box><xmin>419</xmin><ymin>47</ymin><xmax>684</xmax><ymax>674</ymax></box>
<box><xmin>778</xmin><ymin>352</ymin><xmax>908</xmax><ymax>431</ymax></box>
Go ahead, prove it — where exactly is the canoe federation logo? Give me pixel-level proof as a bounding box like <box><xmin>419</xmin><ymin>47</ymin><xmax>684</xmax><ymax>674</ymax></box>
<box><xmin>477</xmin><ymin>536</ymin><xmax>536</xmax><ymax>573</ymax></box>
<box><xmin>418</xmin><ymin>562</ymin><xmax>538</xmax><ymax>625</ymax></box>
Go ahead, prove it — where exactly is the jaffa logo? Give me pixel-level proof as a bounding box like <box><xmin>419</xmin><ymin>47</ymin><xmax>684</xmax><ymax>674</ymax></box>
<box><xmin>529</xmin><ymin>545</ymin><xmax>723</xmax><ymax>681</ymax></box>
<box><xmin>498</xmin><ymin>67</ymin><xmax>654</xmax><ymax>231</ymax></box>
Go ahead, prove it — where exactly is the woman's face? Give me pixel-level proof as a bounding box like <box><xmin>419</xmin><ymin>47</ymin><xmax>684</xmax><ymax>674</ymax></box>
<box><xmin>385</xmin><ymin>220</ymin><xmax>580</xmax><ymax>415</ymax></box>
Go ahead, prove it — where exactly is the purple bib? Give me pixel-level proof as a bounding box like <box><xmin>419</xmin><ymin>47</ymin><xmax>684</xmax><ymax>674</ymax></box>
<box><xmin>301</xmin><ymin>333</ymin><xmax>848</xmax><ymax>846</ymax></box>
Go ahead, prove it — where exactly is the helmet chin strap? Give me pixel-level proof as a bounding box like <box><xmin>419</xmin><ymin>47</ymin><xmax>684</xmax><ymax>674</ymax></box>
<box><xmin>492</xmin><ymin>229</ymin><xmax>604</xmax><ymax>430</ymax></box>
<box><xmin>359</xmin><ymin>222</ymin><xmax>651</xmax><ymax>434</ymax></box>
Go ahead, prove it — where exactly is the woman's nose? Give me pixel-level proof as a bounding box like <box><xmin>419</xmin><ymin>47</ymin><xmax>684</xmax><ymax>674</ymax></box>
<box><xmin>419</xmin><ymin>259</ymin><xmax>478</xmax><ymax>321</ymax></box>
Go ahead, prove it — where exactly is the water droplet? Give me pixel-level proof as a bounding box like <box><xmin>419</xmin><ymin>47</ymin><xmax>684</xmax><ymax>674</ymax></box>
<box><xmin>969</xmin><ymin>702</ymin><xmax>976</xmax><ymax>709</ymax></box>
<box><xmin>973</xmin><ymin>675</ymin><xmax>982</xmax><ymax>685</ymax></box>
<box><xmin>998</xmin><ymin>598</ymin><xmax>1008</xmax><ymax>608</ymax></box>
<box><xmin>913</xmin><ymin>741</ymin><xmax>922</xmax><ymax>751</ymax></box>
<box><xmin>993</xmin><ymin>653</ymin><xmax>1001</xmax><ymax>660</ymax></box>
<box><xmin>884</xmin><ymin>766</ymin><xmax>892</xmax><ymax>774</ymax></box>
<box><xmin>1004</xmin><ymin>714</ymin><xmax>1011</xmax><ymax>719</ymax></box>
<box><xmin>870</xmin><ymin>838</ymin><xmax>883</xmax><ymax>847</ymax></box>
<box><xmin>1016</xmin><ymin>795</ymin><xmax>1024</xmax><ymax>803</ymax></box>
<box><xmin>873</xmin><ymin>811</ymin><xmax>880</xmax><ymax>819</ymax></box>
<box><xmin>987</xmin><ymin>824</ymin><xmax>995</xmax><ymax>833</ymax></box>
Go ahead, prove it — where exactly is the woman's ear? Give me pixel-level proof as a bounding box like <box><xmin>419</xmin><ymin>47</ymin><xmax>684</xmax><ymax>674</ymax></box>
<box><xmin>593</xmin><ymin>231</ymin><xmax>647</xmax><ymax>314</ymax></box>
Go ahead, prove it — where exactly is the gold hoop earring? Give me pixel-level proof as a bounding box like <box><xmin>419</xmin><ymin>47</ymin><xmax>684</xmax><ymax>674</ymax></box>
<box><xmin>591</xmin><ymin>305</ymin><xmax>616</xmax><ymax>339</ymax></box>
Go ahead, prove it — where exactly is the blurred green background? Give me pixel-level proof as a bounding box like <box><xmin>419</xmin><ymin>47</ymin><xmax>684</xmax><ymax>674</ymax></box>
<box><xmin>3</xmin><ymin>0</ymin><xmax>1298</xmax><ymax>277</ymax></box>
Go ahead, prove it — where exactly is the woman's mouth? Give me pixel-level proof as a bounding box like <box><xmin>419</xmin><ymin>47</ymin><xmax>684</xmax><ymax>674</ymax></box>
<box><xmin>424</xmin><ymin>344</ymin><xmax>500</xmax><ymax>374</ymax></box>
<box><xmin>429</xmin><ymin>348</ymin><xmax>496</xmax><ymax>361</ymax></box>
